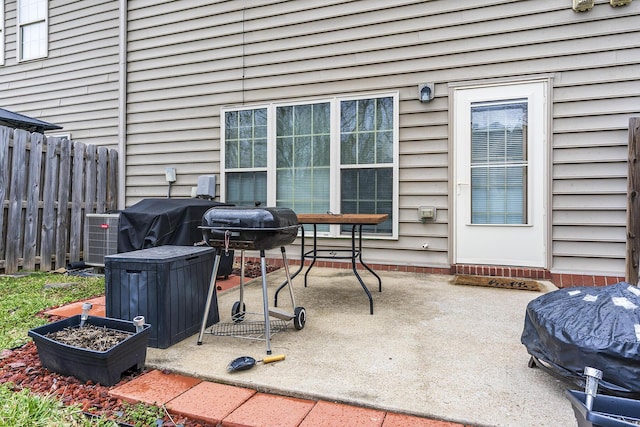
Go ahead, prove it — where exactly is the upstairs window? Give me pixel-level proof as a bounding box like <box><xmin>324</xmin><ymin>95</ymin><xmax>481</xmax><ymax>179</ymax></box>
<box><xmin>221</xmin><ymin>94</ymin><xmax>398</xmax><ymax>238</ymax></box>
<box><xmin>18</xmin><ymin>0</ymin><xmax>48</xmax><ymax>61</ymax></box>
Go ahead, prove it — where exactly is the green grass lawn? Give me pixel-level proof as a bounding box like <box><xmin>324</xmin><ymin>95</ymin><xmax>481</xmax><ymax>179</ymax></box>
<box><xmin>0</xmin><ymin>272</ymin><xmax>105</xmax><ymax>350</ymax></box>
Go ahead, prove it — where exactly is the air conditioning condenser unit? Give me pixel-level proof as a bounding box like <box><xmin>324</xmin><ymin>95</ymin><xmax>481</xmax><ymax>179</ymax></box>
<box><xmin>85</xmin><ymin>213</ymin><xmax>120</xmax><ymax>267</ymax></box>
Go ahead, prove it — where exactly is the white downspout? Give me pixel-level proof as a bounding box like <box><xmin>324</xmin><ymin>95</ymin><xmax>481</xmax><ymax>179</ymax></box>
<box><xmin>117</xmin><ymin>0</ymin><xmax>127</xmax><ymax>210</ymax></box>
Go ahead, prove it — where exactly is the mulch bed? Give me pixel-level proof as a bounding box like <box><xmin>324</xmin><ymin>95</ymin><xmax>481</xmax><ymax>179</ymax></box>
<box><xmin>232</xmin><ymin>260</ymin><xmax>279</xmax><ymax>278</ymax></box>
<box><xmin>0</xmin><ymin>342</ymin><xmax>212</xmax><ymax>426</ymax></box>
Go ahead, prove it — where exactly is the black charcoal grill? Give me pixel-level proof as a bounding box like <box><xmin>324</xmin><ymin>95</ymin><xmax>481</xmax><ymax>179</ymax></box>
<box><xmin>199</xmin><ymin>206</ymin><xmax>299</xmax><ymax>250</ymax></box>
<box><xmin>197</xmin><ymin>207</ymin><xmax>306</xmax><ymax>354</ymax></box>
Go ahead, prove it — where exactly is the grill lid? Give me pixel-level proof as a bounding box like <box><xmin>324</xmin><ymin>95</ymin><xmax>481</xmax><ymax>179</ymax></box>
<box><xmin>200</xmin><ymin>206</ymin><xmax>299</xmax><ymax>250</ymax></box>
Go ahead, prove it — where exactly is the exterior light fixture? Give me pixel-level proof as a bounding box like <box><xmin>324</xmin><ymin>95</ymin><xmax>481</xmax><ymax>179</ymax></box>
<box><xmin>572</xmin><ymin>0</ymin><xmax>594</xmax><ymax>11</ymax></box>
<box><xmin>418</xmin><ymin>83</ymin><xmax>435</xmax><ymax>103</ymax></box>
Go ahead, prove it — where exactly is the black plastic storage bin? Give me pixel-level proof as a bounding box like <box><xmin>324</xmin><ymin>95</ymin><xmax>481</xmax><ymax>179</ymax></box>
<box><xmin>566</xmin><ymin>390</ymin><xmax>640</xmax><ymax>427</ymax></box>
<box><xmin>105</xmin><ymin>246</ymin><xmax>219</xmax><ymax>348</ymax></box>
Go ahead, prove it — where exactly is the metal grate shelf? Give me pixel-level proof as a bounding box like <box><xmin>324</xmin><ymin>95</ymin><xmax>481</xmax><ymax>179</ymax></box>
<box><xmin>206</xmin><ymin>320</ymin><xmax>289</xmax><ymax>339</ymax></box>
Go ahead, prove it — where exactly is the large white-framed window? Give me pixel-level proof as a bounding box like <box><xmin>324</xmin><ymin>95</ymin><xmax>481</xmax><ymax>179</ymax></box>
<box><xmin>17</xmin><ymin>0</ymin><xmax>48</xmax><ymax>61</ymax></box>
<box><xmin>221</xmin><ymin>93</ymin><xmax>398</xmax><ymax>238</ymax></box>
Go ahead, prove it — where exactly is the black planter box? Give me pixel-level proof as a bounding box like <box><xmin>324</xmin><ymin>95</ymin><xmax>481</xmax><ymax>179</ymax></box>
<box><xmin>28</xmin><ymin>315</ymin><xmax>151</xmax><ymax>386</ymax></box>
<box><xmin>105</xmin><ymin>246</ymin><xmax>219</xmax><ymax>349</ymax></box>
<box><xmin>566</xmin><ymin>390</ymin><xmax>640</xmax><ymax>427</ymax></box>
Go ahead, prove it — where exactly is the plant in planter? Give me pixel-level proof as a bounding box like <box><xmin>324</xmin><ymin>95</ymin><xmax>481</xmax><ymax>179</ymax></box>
<box><xmin>28</xmin><ymin>308</ymin><xmax>151</xmax><ymax>387</ymax></box>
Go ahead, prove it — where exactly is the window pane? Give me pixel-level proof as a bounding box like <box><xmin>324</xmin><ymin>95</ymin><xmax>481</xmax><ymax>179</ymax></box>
<box><xmin>313</xmin><ymin>103</ymin><xmax>330</xmax><ymax>133</ymax></box>
<box><xmin>21</xmin><ymin>21</ymin><xmax>46</xmax><ymax>59</ymax></box>
<box><xmin>277</xmin><ymin>106</ymin><xmax>293</xmax><ymax>136</ymax></box>
<box><xmin>19</xmin><ymin>0</ymin><xmax>45</xmax><ymax>22</ymax></box>
<box><xmin>294</xmin><ymin>136</ymin><xmax>312</xmax><ymax>168</ymax></box>
<box><xmin>376</xmin><ymin>131</ymin><xmax>393</xmax><ymax>163</ymax></box>
<box><xmin>471</xmin><ymin>165</ymin><xmax>526</xmax><ymax>224</ymax></box>
<box><xmin>358</xmin><ymin>99</ymin><xmax>375</xmax><ymax>131</ymax></box>
<box><xmin>313</xmin><ymin>135</ymin><xmax>330</xmax><ymax>166</ymax></box>
<box><xmin>357</xmin><ymin>132</ymin><xmax>375</xmax><ymax>164</ymax></box>
<box><xmin>225</xmin><ymin>109</ymin><xmax>267</xmax><ymax>169</ymax></box>
<box><xmin>276</xmin><ymin>168</ymin><xmax>330</xmax><ymax>214</ymax></box>
<box><xmin>225</xmin><ymin>111</ymin><xmax>238</xmax><ymax>139</ymax></box>
<box><xmin>294</xmin><ymin>105</ymin><xmax>312</xmax><ymax>135</ymax></box>
<box><xmin>277</xmin><ymin>137</ymin><xmax>293</xmax><ymax>168</ymax></box>
<box><xmin>225</xmin><ymin>172</ymin><xmax>267</xmax><ymax>207</ymax></box>
<box><xmin>239</xmin><ymin>139</ymin><xmax>253</xmax><ymax>168</ymax></box>
<box><xmin>341</xmin><ymin>168</ymin><xmax>393</xmax><ymax>235</ymax></box>
<box><xmin>376</xmin><ymin>97</ymin><xmax>393</xmax><ymax>130</ymax></box>
<box><xmin>340</xmin><ymin>100</ymin><xmax>357</xmax><ymax>133</ymax></box>
<box><xmin>341</xmin><ymin>96</ymin><xmax>394</xmax><ymax>166</ymax></box>
<box><xmin>225</xmin><ymin>140</ymin><xmax>238</xmax><ymax>168</ymax></box>
<box><xmin>341</xmin><ymin>132</ymin><xmax>356</xmax><ymax>164</ymax></box>
<box><xmin>470</xmin><ymin>100</ymin><xmax>527</xmax><ymax>225</ymax></box>
<box><xmin>254</xmin><ymin>138</ymin><xmax>267</xmax><ymax>166</ymax></box>
<box><xmin>276</xmin><ymin>103</ymin><xmax>330</xmax><ymax>214</ymax></box>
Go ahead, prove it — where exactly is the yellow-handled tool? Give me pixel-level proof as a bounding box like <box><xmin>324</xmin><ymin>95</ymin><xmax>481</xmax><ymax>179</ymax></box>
<box><xmin>227</xmin><ymin>354</ymin><xmax>286</xmax><ymax>372</ymax></box>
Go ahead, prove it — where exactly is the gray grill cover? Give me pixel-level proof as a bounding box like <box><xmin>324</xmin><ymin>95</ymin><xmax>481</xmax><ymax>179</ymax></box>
<box><xmin>521</xmin><ymin>282</ymin><xmax>640</xmax><ymax>396</ymax></box>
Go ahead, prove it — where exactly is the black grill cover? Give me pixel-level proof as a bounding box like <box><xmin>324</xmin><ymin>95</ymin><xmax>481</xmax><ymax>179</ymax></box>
<box><xmin>521</xmin><ymin>282</ymin><xmax>640</xmax><ymax>396</ymax></box>
<box><xmin>117</xmin><ymin>198</ymin><xmax>231</xmax><ymax>252</ymax></box>
<box><xmin>201</xmin><ymin>206</ymin><xmax>298</xmax><ymax>250</ymax></box>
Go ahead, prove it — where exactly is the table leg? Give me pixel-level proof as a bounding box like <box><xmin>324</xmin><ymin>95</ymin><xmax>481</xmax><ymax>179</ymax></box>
<box><xmin>303</xmin><ymin>224</ymin><xmax>318</xmax><ymax>287</ymax></box>
<box><xmin>350</xmin><ymin>224</ymin><xmax>375</xmax><ymax>315</ymax></box>
<box><xmin>356</xmin><ymin>223</ymin><xmax>383</xmax><ymax>293</ymax></box>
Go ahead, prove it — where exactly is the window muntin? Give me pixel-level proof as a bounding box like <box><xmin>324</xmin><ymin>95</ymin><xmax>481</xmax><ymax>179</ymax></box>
<box><xmin>470</xmin><ymin>100</ymin><xmax>528</xmax><ymax>225</ymax></box>
<box><xmin>18</xmin><ymin>0</ymin><xmax>48</xmax><ymax>61</ymax></box>
<box><xmin>222</xmin><ymin>94</ymin><xmax>397</xmax><ymax>238</ymax></box>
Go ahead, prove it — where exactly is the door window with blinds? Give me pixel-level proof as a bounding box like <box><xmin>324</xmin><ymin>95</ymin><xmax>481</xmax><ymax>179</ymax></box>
<box><xmin>221</xmin><ymin>94</ymin><xmax>398</xmax><ymax>238</ymax></box>
<box><xmin>470</xmin><ymin>100</ymin><xmax>528</xmax><ymax>225</ymax></box>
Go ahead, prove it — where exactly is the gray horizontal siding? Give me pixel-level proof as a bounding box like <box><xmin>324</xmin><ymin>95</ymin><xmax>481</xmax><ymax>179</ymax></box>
<box><xmin>0</xmin><ymin>0</ymin><xmax>120</xmax><ymax>147</ymax></box>
<box><xmin>121</xmin><ymin>0</ymin><xmax>639</xmax><ymax>273</ymax></box>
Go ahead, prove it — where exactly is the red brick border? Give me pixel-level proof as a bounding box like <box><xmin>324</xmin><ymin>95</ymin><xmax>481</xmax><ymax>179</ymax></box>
<box><xmin>246</xmin><ymin>257</ymin><xmax>624</xmax><ymax>289</ymax></box>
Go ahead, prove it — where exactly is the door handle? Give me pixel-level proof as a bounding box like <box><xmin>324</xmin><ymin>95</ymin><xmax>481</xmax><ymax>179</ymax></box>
<box><xmin>457</xmin><ymin>182</ymin><xmax>468</xmax><ymax>196</ymax></box>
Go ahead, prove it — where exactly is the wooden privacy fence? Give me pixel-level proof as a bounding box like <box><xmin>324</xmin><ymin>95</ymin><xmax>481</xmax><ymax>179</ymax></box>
<box><xmin>0</xmin><ymin>125</ymin><xmax>118</xmax><ymax>274</ymax></box>
<box><xmin>627</xmin><ymin>117</ymin><xmax>640</xmax><ymax>285</ymax></box>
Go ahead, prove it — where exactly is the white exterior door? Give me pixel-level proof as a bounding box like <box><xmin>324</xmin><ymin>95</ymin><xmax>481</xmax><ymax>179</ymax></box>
<box><xmin>453</xmin><ymin>81</ymin><xmax>548</xmax><ymax>268</ymax></box>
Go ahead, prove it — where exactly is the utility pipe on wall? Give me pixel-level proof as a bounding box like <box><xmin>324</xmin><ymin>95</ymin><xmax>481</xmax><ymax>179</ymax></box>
<box><xmin>117</xmin><ymin>0</ymin><xmax>128</xmax><ymax>210</ymax></box>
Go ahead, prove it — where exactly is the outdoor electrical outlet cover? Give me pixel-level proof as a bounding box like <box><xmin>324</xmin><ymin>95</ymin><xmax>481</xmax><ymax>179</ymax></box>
<box><xmin>418</xmin><ymin>206</ymin><xmax>436</xmax><ymax>221</ymax></box>
<box><xmin>165</xmin><ymin>167</ymin><xmax>177</xmax><ymax>183</ymax></box>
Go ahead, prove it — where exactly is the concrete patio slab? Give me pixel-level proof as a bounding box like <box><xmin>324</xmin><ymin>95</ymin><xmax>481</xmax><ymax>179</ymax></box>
<box><xmin>144</xmin><ymin>267</ymin><xmax>575</xmax><ymax>427</ymax></box>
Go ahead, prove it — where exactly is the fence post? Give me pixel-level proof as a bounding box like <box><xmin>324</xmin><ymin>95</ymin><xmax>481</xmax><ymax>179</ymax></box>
<box><xmin>23</xmin><ymin>132</ymin><xmax>44</xmax><ymax>271</ymax></box>
<box><xmin>5</xmin><ymin>130</ymin><xmax>28</xmax><ymax>273</ymax></box>
<box><xmin>0</xmin><ymin>127</ymin><xmax>9</xmax><ymax>264</ymax></box>
<box><xmin>626</xmin><ymin>117</ymin><xmax>640</xmax><ymax>285</ymax></box>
